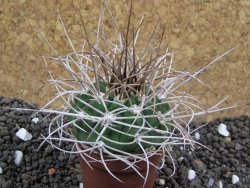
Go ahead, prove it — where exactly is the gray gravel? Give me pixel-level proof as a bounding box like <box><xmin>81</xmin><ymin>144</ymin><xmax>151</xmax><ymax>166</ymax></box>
<box><xmin>0</xmin><ymin>97</ymin><xmax>80</xmax><ymax>188</ymax></box>
<box><xmin>0</xmin><ymin>96</ymin><xmax>249</xmax><ymax>188</ymax></box>
<box><xmin>156</xmin><ymin>116</ymin><xmax>250</xmax><ymax>188</ymax></box>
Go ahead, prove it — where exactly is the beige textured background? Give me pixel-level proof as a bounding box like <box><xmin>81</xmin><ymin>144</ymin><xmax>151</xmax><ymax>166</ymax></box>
<box><xmin>1</xmin><ymin>0</ymin><xmax>249</xmax><ymax>121</ymax></box>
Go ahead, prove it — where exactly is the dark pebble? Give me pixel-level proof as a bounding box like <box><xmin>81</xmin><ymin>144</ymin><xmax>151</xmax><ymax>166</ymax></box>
<box><xmin>45</xmin><ymin>145</ymin><xmax>54</xmax><ymax>155</ymax></box>
<box><xmin>58</xmin><ymin>155</ymin><xmax>64</xmax><ymax>162</ymax></box>
<box><xmin>163</xmin><ymin>167</ymin><xmax>173</xmax><ymax>177</ymax></box>
<box><xmin>0</xmin><ymin>129</ymin><xmax>9</xmax><ymax>137</ymax></box>
<box><xmin>3</xmin><ymin>136</ymin><xmax>10</xmax><ymax>142</ymax></box>
<box><xmin>0</xmin><ymin>162</ymin><xmax>7</xmax><ymax>169</ymax></box>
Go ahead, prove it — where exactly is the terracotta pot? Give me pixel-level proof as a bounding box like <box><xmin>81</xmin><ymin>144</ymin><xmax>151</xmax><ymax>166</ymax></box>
<box><xmin>78</xmin><ymin>146</ymin><xmax>163</xmax><ymax>188</ymax></box>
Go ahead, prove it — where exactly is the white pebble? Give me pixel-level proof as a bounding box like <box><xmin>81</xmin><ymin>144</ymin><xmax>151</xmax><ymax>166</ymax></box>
<box><xmin>207</xmin><ymin>178</ymin><xmax>214</xmax><ymax>187</ymax></box>
<box><xmin>16</xmin><ymin>128</ymin><xmax>32</xmax><ymax>141</ymax></box>
<box><xmin>188</xmin><ymin>169</ymin><xmax>196</xmax><ymax>180</ymax></box>
<box><xmin>14</xmin><ymin>150</ymin><xmax>23</xmax><ymax>166</ymax></box>
<box><xmin>195</xmin><ymin>132</ymin><xmax>200</xmax><ymax>140</ymax></box>
<box><xmin>177</xmin><ymin>156</ymin><xmax>184</xmax><ymax>163</ymax></box>
<box><xmin>0</xmin><ymin>167</ymin><xmax>2</xmax><ymax>174</ymax></box>
<box><xmin>156</xmin><ymin>178</ymin><xmax>166</xmax><ymax>185</ymax></box>
<box><xmin>218</xmin><ymin>180</ymin><xmax>223</xmax><ymax>188</ymax></box>
<box><xmin>232</xmin><ymin>174</ymin><xmax>240</xmax><ymax>184</ymax></box>
<box><xmin>218</xmin><ymin>123</ymin><xmax>230</xmax><ymax>137</ymax></box>
<box><xmin>32</xmin><ymin>117</ymin><xmax>39</xmax><ymax>124</ymax></box>
<box><xmin>79</xmin><ymin>183</ymin><xmax>84</xmax><ymax>188</ymax></box>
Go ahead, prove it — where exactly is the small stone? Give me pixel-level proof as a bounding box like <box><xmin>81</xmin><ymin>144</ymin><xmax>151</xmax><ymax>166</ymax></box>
<box><xmin>21</xmin><ymin>173</ymin><xmax>30</xmax><ymax>181</ymax></box>
<box><xmin>0</xmin><ymin>167</ymin><xmax>2</xmax><ymax>174</ymax></box>
<box><xmin>16</xmin><ymin>128</ymin><xmax>32</xmax><ymax>141</ymax></box>
<box><xmin>177</xmin><ymin>156</ymin><xmax>184</xmax><ymax>163</ymax></box>
<box><xmin>232</xmin><ymin>174</ymin><xmax>239</xmax><ymax>184</ymax></box>
<box><xmin>206</xmin><ymin>133</ymin><xmax>212</xmax><ymax>139</ymax></box>
<box><xmin>14</xmin><ymin>150</ymin><xmax>23</xmax><ymax>166</ymax></box>
<box><xmin>65</xmin><ymin>176</ymin><xmax>71</xmax><ymax>182</ymax></box>
<box><xmin>191</xmin><ymin>159</ymin><xmax>205</xmax><ymax>172</ymax></box>
<box><xmin>0</xmin><ymin>162</ymin><xmax>7</xmax><ymax>169</ymax></box>
<box><xmin>79</xmin><ymin>183</ymin><xmax>84</xmax><ymax>188</ymax></box>
<box><xmin>3</xmin><ymin>136</ymin><xmax>10</xmax><ymax>142</ymax></box>
<box><xmin>188</xmin><ymin>169</ymin><xmax>196</xmax><ymax>180</ymax></box>
<box><xmin>194</xmin><ymin>132</ymin><xmax>200</xmax><ymax>140</ymax></box>
<box><xmin>235</xmin><ymin>143</ymin><xmax>243</xmax><ymax>150</ymax></box>
<box><xmin>165</xmin><ymin>158</ymin><xmax>173</xmax><ymax>165</ymax></box>
<box><xmin>218</xmin><ymin>123</ymin><xmax>230</xmax><ymax>137</ymax></box>
<box><xmin>225</xmin><ymin>137</ymin><xmax>231</xmax><ymax>142</ymax></box>
<box><xmin>48</xmin><ymin>168</ymin><xmax>56</xmax><ymax>176</ymax></box>
<box><xmin>58</xmin><ymin>155</ymin><xmax>64</xmax><ymax>162</ymax></box>
<box><xmin>32</xmin><ymin>117</ymin><xmax>39</xmax><ymax>124</ymax></box>
<box><xmin>69</xmin><ymin>154</ymin><xmax>76</xmax><ymax>161</ymax></box>
<box><xmin>76</xmin><ymin>174</ymin><xmax>82</xmax><ymax>182</ymax></box>
<box><xmin>218</xmin><ymin>180</ymin><xmax>223</xmax><ymax>188</ymax></box>
<box><xmin>163</xmin><ymin>167</ymin><xmax>173</xmax><ymax>176</ymax></box>
<box><xmin>241</xmin><ymin>131</ymin><xmax>249</xmax><ymax>138</ymax></box>
<box><xmin>225</xmin><ymin>171</ymin><xmax>232</xmax><ymax>178</ymax></box>
<box><xmin>45</xmin><ymin>145</ymin><xmax>54</xmax><ymax>155</ymax></box>
<box><xmin>0</xmin><ymin>129</ymin><xmax>8</xmax><ymax>137</ymax></box>
<box><xmin>206</xmin><ymin>178</ymin><xmax>214</xmax><ymax>188</ymax></box>
<box><xmin>156</xmin><ymin>178</ymin><xmax>166</xmax><ymax>185</ymax></box>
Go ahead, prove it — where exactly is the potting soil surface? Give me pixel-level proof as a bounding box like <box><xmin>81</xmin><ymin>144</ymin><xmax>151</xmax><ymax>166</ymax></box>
<box><xmin>0</xmin><ymin>97</ymin><xmax>249</xmax><ymax>188</ymax></box>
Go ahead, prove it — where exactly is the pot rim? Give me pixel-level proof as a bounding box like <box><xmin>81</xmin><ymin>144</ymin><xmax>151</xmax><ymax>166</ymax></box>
<box><xmin>77</xmin><ymin>143</ymin><xmax>165</xmax><ymax>174</ymax></box>
<box><xmin>76</xmin><ymin>142</ymin><xmax>164</xmax><ymax>160</ymax></box>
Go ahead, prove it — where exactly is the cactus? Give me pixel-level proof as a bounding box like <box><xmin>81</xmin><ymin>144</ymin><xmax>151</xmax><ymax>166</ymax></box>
<box><xmin>69</xmin><ymin>80</ymin><xmax>171</xmax><ymax>154</ymax></box>
<box><xmin>34</xmin><ymin>1</ymin><xmax>238</xmax><ymax>184</ymax></box>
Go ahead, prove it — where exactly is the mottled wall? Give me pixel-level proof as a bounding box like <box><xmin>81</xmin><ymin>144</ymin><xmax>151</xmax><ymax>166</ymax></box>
<box><xmin>1</xmin><ymin>0</ymin><xmax>249</xmax><ymax>121</ymax></box>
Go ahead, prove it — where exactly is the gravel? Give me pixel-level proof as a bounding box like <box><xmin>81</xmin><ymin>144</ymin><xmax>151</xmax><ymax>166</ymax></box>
<box><xmin>0</xmin><ymin>96</ymin><xmax>249</xmax><ymax>188</ymax></box>
<box><xmin>156</xmin><ymin>116</ymin><xmax>250</xmax><ymax>188</ymax></box>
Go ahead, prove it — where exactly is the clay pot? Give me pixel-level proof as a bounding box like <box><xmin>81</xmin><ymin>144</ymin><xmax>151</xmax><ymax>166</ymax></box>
<box><xmin>78</xmin><ymin>146</ymin><xmax>163</xmax><ymax>188</ymax></box>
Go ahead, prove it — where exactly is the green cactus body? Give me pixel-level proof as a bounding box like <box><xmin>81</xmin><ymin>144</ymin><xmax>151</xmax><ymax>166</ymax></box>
<box><xmin>69</xmin><ymin>80</ymin><xmax>171</xmax><ymax>154</ymax></box>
